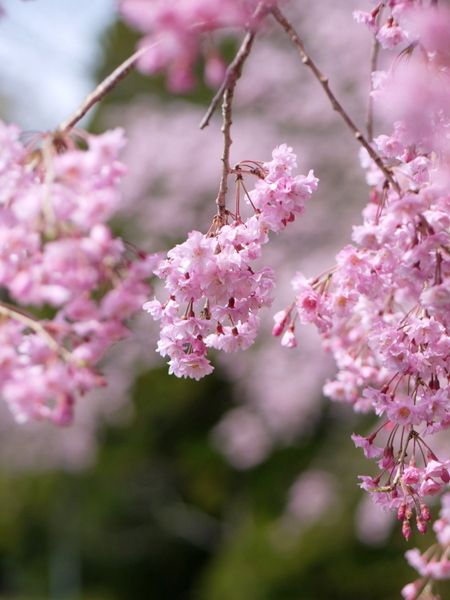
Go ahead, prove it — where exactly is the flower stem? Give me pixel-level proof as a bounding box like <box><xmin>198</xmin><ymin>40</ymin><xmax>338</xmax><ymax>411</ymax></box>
<box><xmin>270</xmin><ymin>4</ymin><xmax>400</xmax><ymax>195</ymax></box>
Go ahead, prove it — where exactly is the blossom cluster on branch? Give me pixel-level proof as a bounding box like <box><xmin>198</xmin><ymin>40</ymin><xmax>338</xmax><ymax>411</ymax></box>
<box><xmin>266</xmin><ymin>3</ymin><xmax>450</xmax><ymax>597</ymax></box>
<box><xmin>0</xmin><ymin>123</ymin><xmax>155</xmax><ymax>426</ymax></box>
<box><xmin>144</xmin><ymin>144</ymin><xmax>317</xmax><ymax>379</ymax></box>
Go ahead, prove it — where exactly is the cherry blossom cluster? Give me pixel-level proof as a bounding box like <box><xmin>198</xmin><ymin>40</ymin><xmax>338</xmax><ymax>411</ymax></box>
<box><xmin>273</xmin><ymin>1</ymin><xmax>450</xmax><ymax>592</ymax></box>
<box><xmin>119</xmin><ymin>0</ymin><xmax>271</xmax><ymax>91</ymax></box>
<box><xmin>144</xmin><ymin>144</ymin><xmax>318</xmax><ymax>379</ymax></box>
<box><xmin>0</xmin><ymin>121</ymin><xmax>155</xmax><ymax>426</ymax></box>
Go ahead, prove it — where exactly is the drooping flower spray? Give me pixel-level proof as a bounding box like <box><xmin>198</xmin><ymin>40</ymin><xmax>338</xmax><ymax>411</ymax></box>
<box><xmin>3</xmin><ymin>0</ymin><xmax>450</xmax><ymax>596</ymax></box>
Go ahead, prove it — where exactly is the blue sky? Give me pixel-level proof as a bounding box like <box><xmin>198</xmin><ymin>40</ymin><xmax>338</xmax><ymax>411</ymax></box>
<box><xmin>0</xmin><ymin>0</ymin><xmax>116</xmax><ymax>131</ymax></box>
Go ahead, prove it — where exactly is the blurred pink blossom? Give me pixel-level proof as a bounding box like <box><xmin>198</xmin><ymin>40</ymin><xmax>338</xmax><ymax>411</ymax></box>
<box><xmin>286</xmin><ymin>470</ymin><xmax>338</xmax><ymax>524</ymax></box>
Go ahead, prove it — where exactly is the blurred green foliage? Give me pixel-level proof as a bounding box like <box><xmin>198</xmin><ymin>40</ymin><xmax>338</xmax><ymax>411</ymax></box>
<box><xmin>0</xmin><ymin>361</ymin><xmax>445</xmax><ymax>600</ymax></box>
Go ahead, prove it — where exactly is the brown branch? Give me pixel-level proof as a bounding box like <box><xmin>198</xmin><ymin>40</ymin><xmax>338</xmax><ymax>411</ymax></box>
<box><xmin>0</xmin><ymin>302</ymin><xmax>72</xmax><ymax>361</ymax></box>
<box><xmin>200</xmin><ymin>77</ymin><xmax>229</xmax><ymax>131</ymax></box>
<box><xmin>200</xmin><ymin>3</ymin><xmax>268</xmax><ymax>131</ymax></box>
<box><xmin>366</xmin><ymin>6</ymin><xmax>384</xmax><ymax>140</ymax></box>
<box><xmin>58</xmin><ymin>45</ymin><xmax>155</xmax><ymax>134</ymax></box>
<box><xmin>366</xmin><ymin>35</ymin><xmax>380</xmax><ymax>141</ymax></box>
<box><xmin>270</xmin><ymin>5</ymin><xmax>401</xmax><ymax>195</ymax></box>
<box><xmin>209</xmin><ymin>2</ymin><xmax>269</xmax><ymax>218</ymax></box>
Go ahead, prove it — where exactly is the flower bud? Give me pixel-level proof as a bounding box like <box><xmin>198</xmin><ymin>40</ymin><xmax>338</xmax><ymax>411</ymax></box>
<box><xmin>272</xmin><ymin>309</ymin><xmax>290</xmax><ymax>337</ymax></box>
<box><xmin>420</xmin><ymin>503</ymin><xmax>431</xmax><ymax>522</ymax></box>
<box><xmin>416</xmin><ymin>516</ymin><xmax>427</xmax><ymax>534</ymax></box>
<box><xmin>398</xmin><ymin>501</ymin><xmax>407</xmax><ymax>521</ymax></box>
<box><xmin>402</xmin><ymin>519</ymin><xmax>412</xmax><ymax>541</ymax></box>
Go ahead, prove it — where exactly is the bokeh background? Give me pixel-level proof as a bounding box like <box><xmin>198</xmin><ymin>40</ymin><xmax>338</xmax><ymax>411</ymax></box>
<box><xmin>0</xmin><ymin>1</ymin><xmax>446</xmax><ymax>598</ymax></box>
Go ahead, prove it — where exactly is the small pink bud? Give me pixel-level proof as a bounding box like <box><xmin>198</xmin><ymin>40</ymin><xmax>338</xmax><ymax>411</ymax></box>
<box><xmin>281</xmin><ymin>325</ymin><xmax>297</xmax><ymax>348</ymax></box>
<box><xmin>429</xmin><ymin>375</ymin><xmax>440</xmax><ymax>391</ymax></box>
<box><xmin>398</xmin><ymin>501</ymin><xmax>407</xmax><ymax>521</ymax></box>
<box><xmin>402</xmin><ymin>519</ymin><xmax>412</xmax><ymax>541</ymax></box>
<box><xmin>380</xmin><ymin>444</ymin><xmax>395</xmax><ymax>469</ymax></box>
<box><xmin>272</xmin><ymin>322</ymin><xmax>285</xmax><ymax>337</ymax></box>
<box><xmin>391</xmin><ymin>487</ymin><xmax>400</xmax><ymax>499</ymax></box>
<box><xmin>403</xmin><ymin>148</ymin><xmax>416</xmax><ymax>163</ymax></box>
<box><xmin>420</xmin><ymin>503</ymin><xmax>431</xmax><ymax>522</ymax></box>
<box><xmin>405</xmin><ymin>506</ymin><xmax>413</xmax><ymax>521</ymax></box>
<box><xmin>416</xmin><ymin>516</ymin><xmax>427</xmax><ymax>534</ymax></box>
<box><xmin>272</xmin><ymin>309</ymin><xmax>290</xmax><ymax>337</ymax></box>
<box><xmin>401</xmin><ymin>580</ymin><xmax>423</xmax><ymax>600</ymax></box>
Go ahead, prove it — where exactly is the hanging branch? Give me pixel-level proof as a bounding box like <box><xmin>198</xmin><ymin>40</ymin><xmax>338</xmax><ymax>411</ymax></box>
<box><xmin>0</xmin><ymin>302</ymin><xmax>72</xmax><ymax>361</ymax></box>
<box><xmin>366</xmin><ymin>6</ymin><xmax>383</xmax><ymax>141</ymax></box>
<box><xmin>200</xmin><ymin>2</ymin><xmax>268</xmax><ymax>221</ymax></box>
<box><xmin>202</xmin><ymin>2</ymin><xmax>269</xmax><ymax>219</ymax></box>
<box><xmin>213</xmin><ymin>31</ymin><xmax>256</xmax><ymax>219</ymax></box>
<box><xmin>366</xmin><ymin>34</ymin><xmax>380</xmax><ymax>141</ymax></box>
<box><xmin>58</xmin><ymin>45</ymin><xmax>154</xmax><ymax>134</ymax></box>
<box><xmin>200</xmin><ymin>73</ymin><xmax>233</xmax><ymax>132</ymax></box>
<box><xmin>199</xmin><ymin>3</ymin><xmax>267</xmax><ymax>131</ymax></box>
<box><xmin>270</xmin><ymin>5</ymin><xmax>401</xmax><ymax>195</ymax></box>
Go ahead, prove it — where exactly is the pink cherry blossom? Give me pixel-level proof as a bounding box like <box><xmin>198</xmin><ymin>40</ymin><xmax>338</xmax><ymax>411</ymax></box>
<box><xmin>146</xmin><ymin>145</ymin><xmax>317</xmax><ymax>378</ymax></box>
<box><xmin>119</xmin><ymin>0</ymin><xmax>261</xmax><ymax>92</ymax></box>
<box><xmin>351</xmin><ymin>434</ymin><xmax>384</xmax><ymax>459</ymax></box>
<box><xmin>0</xmin><ymin>122</ymin><xmax>156</xmax><ymax>425</ymax></box>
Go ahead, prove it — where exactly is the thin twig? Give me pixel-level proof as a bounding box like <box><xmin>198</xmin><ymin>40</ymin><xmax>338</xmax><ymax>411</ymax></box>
<box><xmin>58</xmin><ymin>45</ymin><xmax>155</xmax><ymax>134</ymax></box>
<box><xmin>270</xmin><ymin>5</ymin><xmax>401</xmax><ymax>195</ymax></box>
<box><xmin>212</xmin><ymin>3</ymin><xmax>269</xmax><ymax>218</ymax></box>
<box><xmin>200</xmin><ymin>77</ymin><xmax>229</xmax><ymax>131</ymax></box>
<box><xmin>199</xmin><ymin>2</ymin><xmax>269</xmax><ymax>130</ymax></box>
<box><xmin>366</xmin><ymin>36</ymin><xmax>380</xmax><ymax>141</ymax></box>
<box><xmin>366</xmin><ymin>6</ymin><xmax>383</xmax><ymax>140</ymax></box>
<box><xmin>0</xmin><ymin>302</ymin><xmax>72</xmax><ymax>361</ymax></box>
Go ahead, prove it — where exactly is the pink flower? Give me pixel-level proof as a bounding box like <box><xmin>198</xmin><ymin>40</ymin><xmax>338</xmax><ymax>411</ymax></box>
<box><xmin>353</xmin><ymin>10</ymin><xmax>379</xmax><ymax>34</ymax></box>
<box><xmin>168</xmin><ymin>353</ymin><xmax>214</xmax><ymax>380</ymax></box>
<box><xmin>376</xmin><ymin>20</ymin><xmax>406</xmax><ymax>49</ymax></box>
<box><xmin>351</xmin><ymin>433</ymin><xmax>384</xmax><ymax>459</ymax></box>
<box><xmin>419</xmin><ymin>478</ymin><xmax>443</xmax><ymax>497</ymax></box>
<box><xmin>426</xmin><ymin>558</ymin><xmax>450</xmax><ymax>580</ymax></box>
<box><xmin>119</xmin><ymin>0</ymin><xmax>255</xmax><ymax>91</ymax></box>
<box><xmin>405</xmin><ymin>548</ymin><xmax>429</xmax><ymax>578</ymax></box>
<box><xmin>424</xmin><ymin>460</ymin><xmax>450</xmax><ymax>483</ymax></box>
<box><xmin>296</xmin><ymin>290</ymin><xmax>321</xmax><ymax>320</ymax></box>
<box><xmin>386</xmin><ymin>396</ymin><xmax>422</xmax><ymax>427</ymax></box>
<box><xmin>401</xmin><ymin>579</ymin><xmax>424</xmax><ymax>600</ymax></box>
<box><xmin>272</xmin><ymin>308</ymin><xmax>290</xmax><ymax>337</ymax></box>
<box><xmin>147</xmin><ymin>145</ymin><xmax>317</xmax><ymax>379</ymax></box>
<box><xmin>281</xmin><ymin>325</ymin><xmax>297</xmax><ymax>348</ymax></box>
<box><xmin>402</xmin><ymin>465</ymin><xmax>423</xmax><ymax>485</ymax></box>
